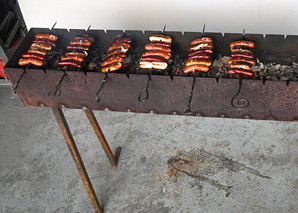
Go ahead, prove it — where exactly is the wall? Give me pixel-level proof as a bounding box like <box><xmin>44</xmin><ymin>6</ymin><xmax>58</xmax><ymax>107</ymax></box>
<box><xmin>18</xmin><ymin>0</ymin><xmax>297</xmax><ymax>35</ymax></box>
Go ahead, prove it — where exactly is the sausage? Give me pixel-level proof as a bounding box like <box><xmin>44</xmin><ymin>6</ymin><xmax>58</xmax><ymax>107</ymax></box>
<box><xmin>111</xmin><ymin>38</ymin><xmax>132</xmax><ymax>45</ymax></box>
<box><xmin>74</xmin><ymin>36</ymin><xmax>94</xmax><ymax>43</ymax></box>
<box><xmin>21</xmin><ymin>53</ymin><xmax>46</xmax><ymax>61</ymax></box>
<box><xmin>140</xmin><ymin>56</ymin><xmax>167</xmax><ymax>63</ymax></box>
<box><xmin>107</xmin><ymin>49</ymin><xmax>127</xmax><ymax>58</ymax></box>
<box><xmin>231</xmin><ymin>46</ymin><xmax>253</xmax><ymax>53</ymax></box>
<box><xmin>61</xmin><ymin>55</ymin><xmax>84</xmax><ymax>62</ymax></box>
<box><xmin>57</xmin><ymin>60</ymin><xmax>81</xmax><ymax>68</ymax></box>
<box><xmin>185</xmin><ymin>59</ymin><xmax>211</xmax><ymax>67</ymax></box>
<box><xmin>228</xmin><ymin>57</ymin><xmax>256</xmax><ymax>65</ymax></box>
<box><xmin>28</xmin><ymin>48</ymin><xmax>47</xmax><ymax>56</ymax></box>
<box><xmin>139</xmin><ymin>61</ymin><xmax>168</xmax><ymax>70</ymax></box>
<box><xmin>66</xmin><ymin>45</ymin><xmax>90</xmax><ymax>51</ymax></box>
<box><xmin>18</xmin><ymin>58</ymin><xmax>43</xmax><ymax>66</ymax></box>
<box><xmin>230</xmin><ymin>41</ymin><xmax>255</xmax><ymax>49</ymax></box>
<box><xmin>107</xmin><ymin>43</ymin><xmax>131</xmax><ymax>53</ymax></box>
<box><xmin>107</xmin><ymin>53</ymin><xmax>127</xmax><ymax>60</ymax></box>
<box><xmin>32</xmin><ymin>39</ymin><xmax>56</xmax><ymax>47</ymax></box>
<box><xmin>183</xmin><ymin>64</ymin><xmax>209</xmax><ymax>73</ymax></box>
<box><xmin>101</xmin><ymin>57</ymin><xmax>123</xmax><ymax>67</ymax></box>
<box><xmin>229</xmin><ymin>63</ymin><xmax>252</xmax><ymax>70</ymax></box>
<box><xmin>188</xmin><ymin>53</ymin><xmax>210</xmax><ymax>60</ymax></box>
<box><xmin>189</xmin><ymin>43</ymin><xmax>213</xmax><ymax>51</ymax></box>
<box><xmin>188</xmin><ymin>49</ymin><xmax>213</xmax><ymax>57</ymax></box>
<box><xmin>230</xmin><ymin>52</ymin><xmax>254</xmax><ymax>59</ymax></box>
<box><xmin>145</xmin><ymin>44</ymin><xmax>171</xmax><ymax>53</ymax></box>
<box><xmin>77</xmin><ymin>34</ymin><xmax>95</xmax><ymax>42</ymax></box>
<box><xmin>228</xmin><ymin>68</ymin><xmax>254</xmax><ymax>77</ymax></box>
<box><xmin>30</xmin><ymin>42</ymin><xmax>51</xmax><ymax>51</ymax></box>
<box><xmin>70</xmin><ymin>40</ymin><xmax>92</xmax><ymax>46</ymax></box>
<box><xmin>100</xmin><ymin>62</ymin><xmax>122</xmax><ymax>72</ymax></box>
<box><xmin>141</xmin><ymin>51</ymin><xmax>171</xmax><ymax>60</ymax></box>
<box><xmin>35</xmin><ymin>34</ymin><xmax>58</xmax><ymax>41</ymax></box>
<box><xmin>66</xmin><ymin>51</ymin><xmax>88</xmax><ymax>57</ymax></box>
<box><xmin>191</xmin><ymin>37</ymin><xmax>213</xmax><ymax>45</ymax></box>
<box><xmin>149</xmin><ymin>35</ymin><xmax>172</xmax><ymax>44</ymax></box>
<box><xmin>150</xmin><ymin>42</ymin><xmax>171</xmax><ymax>48</ymax></box>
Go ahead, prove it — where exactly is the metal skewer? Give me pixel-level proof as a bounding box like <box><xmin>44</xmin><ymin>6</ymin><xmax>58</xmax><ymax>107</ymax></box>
<box><xmin>12</xmin><ymin>22</ymin><xmax>57</xmax><ymax>94</ymax></box>
<box><xmin>230</xmin><ymin>29</ymin><xmax>249</xmax><ymax>110</ymax></box>
<box><xmin>184</xmin><ymin>24</ymin><xmax>206</xmax><ymax>114</ymax></box>
<box><xmin>138</xmin><ymin>25</ymin><xmax>167</xmax><ymax>103</ymax></box>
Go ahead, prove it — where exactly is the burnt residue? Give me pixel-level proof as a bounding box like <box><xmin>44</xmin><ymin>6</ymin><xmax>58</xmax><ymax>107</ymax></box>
<box><xmin>167</xmin><ymin>149</ymin><xmax>271</xmax><ymax>195</ymax></box>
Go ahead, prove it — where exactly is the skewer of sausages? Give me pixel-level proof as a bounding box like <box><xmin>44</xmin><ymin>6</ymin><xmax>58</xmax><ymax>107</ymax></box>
<box><xmin>149</xmin><ymin>35</ymin><xmax>172</xmax><ymax>43</ymax></box>
<box><xmin>57</xmin><ymin>60</ymin><xmax>82</xmax><ymax>68</ymax></box>
<box><xmin>145</xmin><ymin>44</ymin><xmax>171</xmax><ymax>53</ymax></box>
<box><xmin>228</xmin><ymin>57</ymin><xmax>256</xmax><ymax>65</ymax></box>
<box><xmin>35</xmin><ymin>34</ymin><xmax>58</xmax><ymax>41</ymax></box>
<box><xmin>228</xmin><ymin>68</ymin><xmax>254</xmax><ymax>77</ymax></box>
<box><xmin>183</xmin><ymin>64</ymin><xmax>209</xmax><ymax>73</ymax></box>
<box><xmin>141</xmin><ymin>51</ymin><xmax>171</xmax><ymax>60</ymax></box>
<box><xmin>21</xmin><ymin>53</ymin><xmax>46</xmax><ymax>61</ymax></box>
<box><xmin>191</xmin><ymin>37</ymin><xmax>213</xmax><ymax>45</ymax></box>
<box><xmin>18</xmin><ymin>58</ymin><xmax>44</xmax><ymax>66</ymax></box>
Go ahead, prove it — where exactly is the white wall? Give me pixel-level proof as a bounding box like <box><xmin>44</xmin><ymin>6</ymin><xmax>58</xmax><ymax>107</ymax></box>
<box><xmin>18</xmin><ymin>0</ymin><xmax>298</xmax><ymax>35</ymax></box>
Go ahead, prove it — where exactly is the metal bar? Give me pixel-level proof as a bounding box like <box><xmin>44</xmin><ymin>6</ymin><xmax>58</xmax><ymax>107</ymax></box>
<box><xmin>84</xmin><ymin>109</ymin><xmax>121</xmax><ymax>167</ymax></box>
<box><xmin>52</xmin><ymin>107</ymin><xmax>102</xmax><ymax>213</ymax></box>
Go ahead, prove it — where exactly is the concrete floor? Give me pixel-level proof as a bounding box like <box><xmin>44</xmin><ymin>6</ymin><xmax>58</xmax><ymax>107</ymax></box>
<box><xmin>0</xmin><ymin>86</ymin><xmax>298</xmax><ymax>213</ymax></box>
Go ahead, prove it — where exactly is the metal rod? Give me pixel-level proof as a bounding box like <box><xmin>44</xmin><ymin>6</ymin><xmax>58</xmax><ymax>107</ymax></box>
<box><xmin>11</xmin><ymin>68</ymin><xmax>26</xmax><ymax>93</ymax></box>
<box><xmin>84</xmin><ymin>109</ymin><xmax>121</xmax><ymax>167</ymax></box>
<box><xmin>138</xmin><ymin>69</ymin><xmax>152</xmax><ymax>102</ymax></box>
<box><xmin>202</xmin><ymin>24</ymin><xmax>206</xmax><ymax>35</ymax></box>
<box><xmin>52</xmin><ymin>107</ymin><xmax>102</xmax><ymax>213</ymax></box>
<box><xmin>231</xmin><ymin>77</ymin><xmax>249</xmax><ymax>110</ymax></box>
<box><xmin>95</xmin><ymin>73</ymin><xmax>108</xmax><ymax>102</ymax></box>
<box><xmin>48</xmin><ymin>72</ymin><xmax>67</xmax><ymax>97</ymax></box>
<box><xmin>184</xmin><ymin>72</ymin><xmax>197</xmax><ymax>114</ymax></box>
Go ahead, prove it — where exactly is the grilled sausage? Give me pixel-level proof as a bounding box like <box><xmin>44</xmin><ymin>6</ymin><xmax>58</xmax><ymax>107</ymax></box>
<box><xmin>66</xmin><ymin>51</ymin><xmax>88</xmax><ymax>57</ymax></box>
<box><xmin>141</xmin><ymin>51</ymin><xmax>171</xmax><ymax>60</ymax></box>
<box><xmin>107</xmin><ymin>43</ymin><xmax>131</xmax><ymax>53</ymax></box>
<box><xmin>183</xmin><ymin>64</ymin><xmax>209</xmax><ymax>73</ymax></box>
<box><xmin>57</xmin><ymin>60</ymin><xmax>81</xmax><ymax>68</ymax></box>
<box><xmin>228</xmin><ymin>68</ymin><xmax>254</xmax><ymax>77</ymax></box>
<box><xmin>149</xmin><ymin>35</ymin><xmax>172</xmax><ymax>43</ymax></box>
<box><xmin>28</xmin><ymin>48</ymin><xmax>47</xmax><ymax>56</ymax></box>
<box><xmin>139</xmin><ymin>61</ymin><xmax>168</xmax><ymax>70</ymax></box>
<box><xmin>150</xmin><ymin>42</ymin><xmax>171</xmax><ymax>48</ymax></box>
<box><xmin>35</xmin><ymin>34</ymin><xmax>58</xmax><ymax>41</ymax></box>
<box><xmin>61</xmin><ymin>55</ymin><xmax>84</xmax><ymax>62</ymax></box>
<box><xmin>80</xmin><ymin>34</ymin><xmax>94</xmax><ymax>42</ymax></box>
<box><xmin>231</xmin><ymin>46</ymin><xmax>253</xmax><ymax>53</ymax></box>
<box><xmin>145</xmin><ymin>44</ymin><xmax>171</xmax><ymax>53</ymax></box>
<box><xmin>140</xmin><ymin>56</ymin><xmax>167</xmax><ymax>63</ymax></box>
<box><xmin>111</xmin><ymin>38</ymin><xmax>132</xmax><ymax>45</ymax></box>
<box><xmin>74</xmin><ymin>36</ymin><xmax>94</xmax><ymax>43</ymax></box>
<box><xmin>101</xmin><ymin>57</ymin><xmax>123</xmax><ymax>67</ymax></box>
<box><xmin>31</xmin><ymin>42</ymin><xmax>51</xmax><ymax>51</ymax></box>
<box><xmin>21</xmin><ymin>53</ymin><xmax>46</xmax><ymax>61</ymax></box>
<box><xmin>185</xmin><ymin>59</ymin><xmax>211</xmax><ymax>67</ymax></box>
<box><xmin>70</xmin><ymin>40</ymin><xmax>92</xmax><ymax>46</ymax></box>
<box><xmin>229</xmin><ymin>63</ymin><xmax>252</xmax><ymax>70</ymax></box>
<box><xmin>230</xmin><ymin>52</ymin><xmax>254</xmax><ymax>59</ymax></box>
<box><xmin>107</xmin><ymin>49</ymin><xmax>127</xmax><ymax>58</ymax></box>
<box><xmin>32</xmin><ymin>39</ymin><xmax>56</xmax><ymax>47</ymax></box>
<box><xmin>107</xmin><ymin>53</ymin><xmax>126</xmax><ymax>60</ymax></box>
<box><xmin>18</xmin><ymin>58</ymin><xmax>43</xmax><ymax>66</ymax></box>
<box><xmin>191</xmin><ymin>37</ymin><xmax>213</xmax><ymax>45</ymax></box>
<box><xmin>100</xmin><ymin>62</ymin><xmax>122</xmax><ymax>72</ymax></box>
<box><xmin>189</xmin><ymin>43</ymin><xmax>213</xmax><ymax>51</ymax></box>
<box><xmin>228</xmin><ymin>57</ymin><xmax>256</xmax><ymax>65</ymax></box>
<box><xmin>188</xmin><ymin>53</ymin><xmax>210</xmax><ymax>60</ymax></box>
<box><xmin>230</xmin><ymin>41</ymin><xmax>255</xmax><ymax>49</ymax></box>
<box><xmin>66</xmin><ymin>45</ymin><xmax>90</xmax><ymax>51</ymax></box>
<box><xmin>188</xmin><ymin>49</ymin><xmax>213</xmax><ymax>57</ymax></box>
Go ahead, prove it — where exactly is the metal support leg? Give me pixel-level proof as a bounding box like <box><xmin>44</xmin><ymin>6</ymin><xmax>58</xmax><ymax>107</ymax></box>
<box><xmin>52</xmin><ymin>107</ymin><xmax>102</xmax><ymax>213</ymax></box>
<box><xmin>84</xmin><ymin>109</ymin><xmax>121</xmax><ymax>167</ymax></box>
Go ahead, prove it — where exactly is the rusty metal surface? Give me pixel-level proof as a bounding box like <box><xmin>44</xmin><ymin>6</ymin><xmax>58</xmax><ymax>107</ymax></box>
<box><xmin>84</xmin><ymin>109</ymin><xmax>120</xmax><ymax>167</ymax></box>
<box><xmin>52</xmin><ymin>107</ymin><xmax>102</xmax><ymax>213</ymax></box>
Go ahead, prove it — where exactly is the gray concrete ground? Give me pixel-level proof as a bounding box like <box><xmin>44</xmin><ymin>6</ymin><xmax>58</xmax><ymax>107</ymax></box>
<box><xmin>0</xmin><ymin>86</ymin><xmax>298</xmax><ymax>213</ymax></box>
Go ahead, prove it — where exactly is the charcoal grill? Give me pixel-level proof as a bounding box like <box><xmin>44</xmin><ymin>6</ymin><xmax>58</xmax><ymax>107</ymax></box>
<box><xmin>4</xmin><ymin>28</ymin><xmax>298</xmax><ymax>212</ymax></box>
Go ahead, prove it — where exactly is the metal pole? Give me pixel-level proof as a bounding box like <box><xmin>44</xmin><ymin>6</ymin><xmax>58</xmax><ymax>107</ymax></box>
<box><xmin>84</xmin><ymin>109</ymin><xmax>121</xmax><ymax>167</ymax></box>
<box><xmin>52</xmin><ymin>107</ymin><xmax>102</xmax><ymax>213</ymax></box>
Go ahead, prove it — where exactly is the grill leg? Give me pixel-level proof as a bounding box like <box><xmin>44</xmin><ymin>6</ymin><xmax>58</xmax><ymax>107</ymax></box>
<box><xmin>84</xmin><ymin>109</ymin><xmax>121</xmax><ymax>167</ymax></box>
<box><xmin>52</xmin><ymin>107</ymin><xmax>102</xmax><ymax>213</ymax></box>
